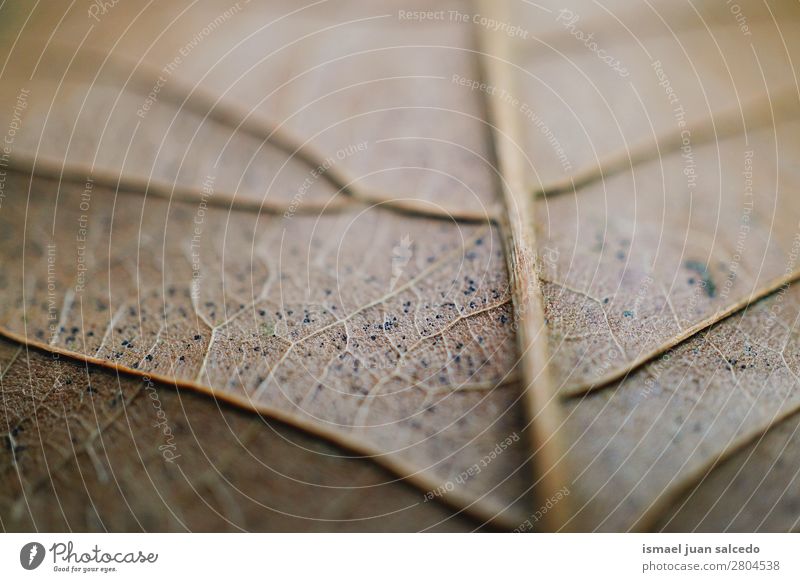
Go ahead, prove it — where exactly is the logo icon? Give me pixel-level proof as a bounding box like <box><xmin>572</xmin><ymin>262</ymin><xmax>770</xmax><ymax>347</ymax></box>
<box><xmin>20</xmin><ymin>542</ymin><xmax>45</xmax><ymax>570</ymax></box>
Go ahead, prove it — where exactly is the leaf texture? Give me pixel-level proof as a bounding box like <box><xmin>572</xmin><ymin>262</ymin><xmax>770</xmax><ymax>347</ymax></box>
<box><xmin>561</xmin><ymin>284</ymin><xmax>800</xmax><ymax>531</ymax></box>
<box><xmin>0</xmin><ymin>0</ymin><xmax>541</xmax><ymax>528</ymax></box>
<box><xmin>1</xmin><ymin>0</ymin><xmax>800</xmax><ymax>532</ymax></box>
<box><xmin>511</xmin><ymin>0</ymin><xmax>800</xmax><ymax>394</ymax></box>
<box><xmin>0</xmin><ymin>338</ymin><xmax>474</xmax><ymax>532</ymax></box>
<box><xmin>659</xmin><ymin>406</ymin><xmax>800</xmax><ymax>532</ymax></box>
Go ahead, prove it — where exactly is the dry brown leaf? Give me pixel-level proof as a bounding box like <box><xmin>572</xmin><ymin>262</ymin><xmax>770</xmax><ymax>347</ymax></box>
<box><xmin>1</xmin><ymin>0</ymin><xmax>800</xmax><ymax>533</ymax></box>
<box><xmin>559</xmin><ymin>284</ymin><xmax>800</xmax><ymax>531</ymax></box>
<box><xmin>659</xmin><ymin>405</ymin><xmax>800</xmax><ymax>533</ymax></box>
<box><xmin>0</xmin><ymin>168</ymin><xmax>536</xmax><ymax>525</ymax></box>
<box><xmin>503</xmin><ymin>0</ymin><xmax>800</xmax><ymax>532</ymax></box>
<box><xmin>510</xmin><ymin>0</ymin><xmax>800</xmax><ymax>394</ymax></box>
<box><xmin>2</xmin><ymin>0</ymin><xmax>500</xmax><ymax>221</ymax></box>
<box><xmin>0</xmin><ymin>338</ymin><xmax>474</xmax><ymax>532</ymax></box>
<box><xmin>0</xmin><ymin>0</ymin><xmax>539</xmax><ymax>528</ymax></box>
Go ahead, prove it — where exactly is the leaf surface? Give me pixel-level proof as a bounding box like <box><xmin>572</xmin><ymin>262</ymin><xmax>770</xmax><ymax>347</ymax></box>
<box><xmin>2</xmin><ymin>0</ymin><xmax>800</xmax><ymax>532</ymax></box>
<box><xmin>659</xmin><ymin>406</ymin><xmax>800</xmax><ymax>533</ymax></box>
<box><xmin>0</xmin><ymin>338</ymin><xmax>474</xmax><ymax>531</ymax></box>
<box><xmin>510</xmin><ymin>0</ymin><xmax>800</xmax><ymax>394</ymax></box>
<box><xmin>0</xmin><ymin>0</ymin><xmax>542</xmax><ymax>528</ymax></box>
<box><xmin>560</xmin><ymin>284</ymin><xmax>800</xmax><ymax>531</ymax></box>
